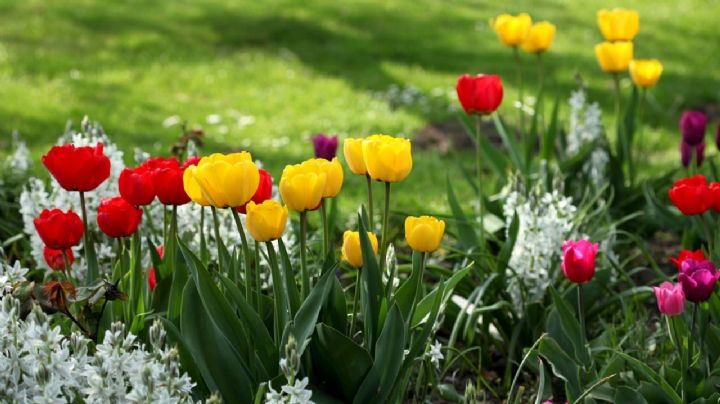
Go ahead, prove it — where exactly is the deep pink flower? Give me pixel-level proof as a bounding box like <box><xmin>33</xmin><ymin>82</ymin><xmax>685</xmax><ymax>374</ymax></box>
<box><xmin>680</xmin><ymin>110</ymin><xmax>707</xmax><ymax>146</ymax></box>
<box><xmin>679</xmin><ymin>258</ymin><xmax>720</xmax><ymax>302</ymax></box>
<box><xmin>312</xmin><ymin>134</ymin><xmax>338</xmax><ymax>160</ymax></box>
<box><xmin>653</xmin><ymin>282</ymin><xmax>685</xmax><ymax>316</ymax></box>
<box><xmin>561</xmin><ymin>239</ymin><xmax>599</xmax><ymax>283</ymax></box>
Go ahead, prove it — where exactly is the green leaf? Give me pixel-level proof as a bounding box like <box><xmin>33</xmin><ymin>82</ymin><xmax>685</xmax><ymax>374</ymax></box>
<box><xmin>278</xmin><ymin>238</ymin><xmax>302</xmax><ymax>314</ymax></box>
<box><xmin>322</xmin><ymin>275</ymin><xmax>348</xmax><ymax>332</ymax></box>
<box><xmin>457</xmin><ymin>113</ymin><xmax>508</xmax><ymax>177</ymax></box>
<box><xmin>497</xmin><ymin>213</ymin><xmax>519</xmax><ymax>276</ymax></box>
<box><xmin>358</xmin><ymin>215</ymin><xmax>383</xmax><ymax>354</ymax></box>
<box><xmin>537</xmin><ymin>336</ymin><xmax>581</xmax><ymax>401</ymax></box>
<box><xmin>615</xmin><ymin>386</ymin><xmax>648</xmax><ymax>404</ymax></box>
<box><xmin>446</xmin><ymin>177</ymin><xmax>479</xmax><ymax>248</ymax></box>
<box><xmin>492</xmin><ymin>113</ymin><xmax>525</xmax><ymax>173</ymax></box>
<box><xmin>548</xmin><ymin>286</ymin><xmax>591</xmax><ymax>368</ymax></box>
<box><xmin>286</xmin><ymin>266</ymin><xmax>336</xmax><ymax>357</ymax></box>
<box><xmin>411</xmin><ymin>265</ymin><xmax>471</xmax><ymax>328</ymax></box>
<box><xmin>611</xmin><ymin>351</ymin><xmax>681</xmax><ymax>403</ymax></box>
<box><xmin>160</xmin><ymin>317</ymin><xmax>209</xmax><ymax>395</ymax></box>
<box><xmin>393</xmin><ymin>251</ymin><xmax>423</xmax><ymax>325</ymax></box>
<box><xmin>542</xmin><ymin>95</ymin><xmax>560</xmax><ymax>161</ymax></box>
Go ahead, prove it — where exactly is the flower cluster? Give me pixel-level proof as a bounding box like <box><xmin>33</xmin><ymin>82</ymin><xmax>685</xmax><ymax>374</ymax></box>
<box><xmin>566</xmin><ymin>88</ymin><xmax>609</xmax><ymax>187</ymax></box>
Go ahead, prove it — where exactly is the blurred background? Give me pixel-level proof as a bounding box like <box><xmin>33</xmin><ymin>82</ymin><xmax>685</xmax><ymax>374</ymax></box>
<box><xmin>0</xmin><ymin>0</ymin><xmax>718</xmax><ymax>212</ymax></box>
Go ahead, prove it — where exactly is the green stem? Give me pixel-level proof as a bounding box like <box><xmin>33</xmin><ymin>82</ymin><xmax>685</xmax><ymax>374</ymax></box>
<box><xmin>379</xmin><ymin>182</ymin><xmax>392</xmax><ymax>291</ymax></box>
<box><xmin>670</xmin><ymin>316</ymin><xmax>687</xmax><ymax>404</ymax></box>
<box><xmin>265</xmin><ymin>241</ymin><xmax>282</xmax><ymax>344</ymax></box>
<box><xmin>612</xmin><ymin>73</ymin><xmax>630</xmax><ymax>184</ymax></box>
<box><xmin>78</xmin><ymin>191</ymin><xmax>95</xmax><ymax>284</ymax></box>
<box><xmin>349</xmin><ymin>268</ymin><xmax>360</xmax><ymax>337</ymax></box>
<box><xmin>635</xmin><ymin>87</ymin><xmax>647</xmax><ymax>184</ymax></box>
<box><xmin>320</xmin><ymin>199</ymin><xmax>329</xmax><ymax>258</ymax></box>
<box><xmin>577</xmin><ymin>283</ymin><xmax>586</xmax><ymax>342</ymax></box>
<box><xmin>406</xmin><ymin>252</ymin><xmax>426</xmax><ymax>328</ymax></box>
<box><xmin>513</xmin><ymin>46</ymin><xmax>524</xmax><ymax>134</ymax></box>
<box><xmin>475</xmin><ymin>116</ymin><xmax>485</xmax><ymax>247</ymax></box>
<box><xmin>210</xmin><ymin>207</ymin><xmax>223</xmax><ymax>265</ymax></box>
<box><xmin>689</xmin><ymin>303</ymin><xmax>698</xmax><ymax>370</ymax></box>
<box><xmin>299</xmin><ymin>211</ymin><xmax>310</xmax><ymax>297</ymax></box>
<box><xmin>366</xmin><ymin>174</ymin><xmax>374</xmax><ymax>229</ymax></box>
<box><xmin>143</xmin><ymin>205</ymin><xmax>158</xmax><ymax>236</ymax></box>
<box><xmin>255</xmin><ymin>240</ymin><xmax>261</xmax><ymax>310</ymax></box>
<box><xmin>231</xmin><ymin>208</ymin><xmax>253</xmax><ymax>299</ymax></box>
<box><xmin>61</xmin><ymin>249</ymin><xmax>73</xmax><ymax>284</ymax></box>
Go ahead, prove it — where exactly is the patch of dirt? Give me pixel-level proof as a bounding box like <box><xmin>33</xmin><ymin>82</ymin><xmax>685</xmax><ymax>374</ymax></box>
<box><xmin>414</xmin><ymin>120</ymin><xmax>502</xmax><ymax>154</ymax></box>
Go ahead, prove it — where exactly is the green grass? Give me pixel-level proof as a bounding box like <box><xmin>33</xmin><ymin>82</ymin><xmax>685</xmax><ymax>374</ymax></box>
<box><xmin>0</xmin><ymin>0</ymin><xmax>718</xmax><ymax>214</ymax></box>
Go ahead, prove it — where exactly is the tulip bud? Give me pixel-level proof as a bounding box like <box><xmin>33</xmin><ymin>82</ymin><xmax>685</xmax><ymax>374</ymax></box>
<box><xmin>43</xmin><ymin>246</ymin><xmax>74</xmax><ymax>271</ymax></box>
<box><xmin>490</xmin><ymin>13</ymin><xmax>532</xmax><ymax>46</ymax></box>
<box><xmin>153</xmin><ymin>157</ymin><xmax>195</xmax><ymax>206</ymax></box>
<box><xmin>362</xmin><ymin>135</ymin><xmax>413</xmax><ymax>183</ymax></box>
<box><xmin>33</xmin><ymin>209</ymin><xmax>84</xmax><ymax>250</ymax></box>
<box><xmin>119</xmin><ymin>166</ymin><xmax>155</xmax><ymax>206</ymax></box>
<box><xmin>561</xmin><ymin>239</ymin><xmax>599</xmax><ymax>283</ymax></box>
<box><xmin>680</xmin><ymin>141</ymin><xmax>704</xmax><ymax>168</ymax></box>
<box><xmin>343</xmin><ymin>138</ymin><xmax>367</xmax><ymax>175</ymax></box>
<box><xmin>629</xmin><ymin>59</ymin><xmax>663</xmax><ymax>88</ymax></box>
<box><xmin>653</xmin><ymin>282</ymin><xmax>685</xmax><ymax>316</ymax></box>
<box><xmin>97</xmin><ymin>196</ymin><xmax>143</xmax><ymax>238</ymax></box>
<box><xmin>597</xmin><ymin>8</ymin><xmax>639</xmax><ymax>41</ymax></box>
<box><xmin>405</xmin><ymin>216</ymin><xmax>445</xmax><ymax>253</ymax></box>
<box><xmin>341</xmin><ymin>231</ymin><xmax>379</xmax><ymax>267</ymax></box>
<box><xmin>42</xmin><ymin>143</ymin><xmax>111</xmax><ymax>192</ymax></box>
<box><xmin>312</xmin><ymin>134</ymin><xmax>338</xmax><ymax>160</ymax></box>
<box><xmin>456</xmin><ymin>74</ymin><xmax>504</xmax><ymax>115</ymax></box>
<box><xmin>279</xmin><ymin>161</ymin><xmax>327</xmax><ymax>212</ymax></box>
<box><xmin>668</xmin><ymin>175</ymin><xmax>710</xmax><ymax>215</ymax></box>
<box><xmin>678</xmin><ymin>258</ymin><xmax>720</xmax><ymax>303</ymax></box>
<box><xmin>521</xmin><ymin>22</ymin><xmax>556</xmax><ymax>53</ymax></box>
<box><xmin>595</xmin><ymin>41</ymin><xmax>633</xmax><ymax>73</ymax></box>
<box><xmin>679</xmin><ymin>111</ymin><xmax>707</xmax><ymax>146</ymax></box>
<box><xmin>245</xmin><ymin>200</ymin><xmax>288</xmax><ymax>242</ymax></box>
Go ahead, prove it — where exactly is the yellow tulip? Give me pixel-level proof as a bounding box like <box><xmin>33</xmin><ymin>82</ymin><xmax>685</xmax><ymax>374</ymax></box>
<box><xmin>595</xmin><ymin>41</ymin><xmax>633</xmax><ymax>73</ymax></box>
<box><xmin>362</xmin><ymin>135</ymin><xmax>412</xmax><ymax>183</ymax></box>
<box><xmin>245</xmin><ymin>200</ymin><xmax>288</xmax><ymax>242</ymax></box>
<box><xmin>305</xmin><ymin>158</ymin><xmax>344</xmax><ymax>198</ymax></box>
<box><xmin>491</xmin><ymin>13</ymin><xmax>532</xmax><ymax>47</ymax></box>
<box><xmin>629</xmin><ymin>59</ymin><xmax>663</xmax><ymax>88</ymax></box>
<box><xmin>279</xmin><ymin>161</ymin><xmax>327</xmax><ymax>212</ymax></box>
<box><xmin>597</xmin><ymin>8</ymin><xmax>639</xmax><ymax>42</ymax></box>
<box><xmin>344</xmin><ymin>138</ymin><xmax>367</xmax><ymax>175</ymax></box>
<box><xmin>341</xmin><ymin>231</ymin><xmax>378</xmax><ymax>268</ymax></box>
<box><xmin>405</xmin><ymin>216</ymin><xmax>445</xmax><ymax>253</ymax></box>
<box><xmin>522</xmin><ymin>21</ymin><xmax>556</xmax><ymax>53</ymax></box>
<box><xmin>183</xmin><ymin>165</ymin><xmax>212</xmax><ymax>206</ymax></box>
<box><xmin>183</xmin><ymin>152</ymin><xmax>260</xmax><ymax>208</ymax></box>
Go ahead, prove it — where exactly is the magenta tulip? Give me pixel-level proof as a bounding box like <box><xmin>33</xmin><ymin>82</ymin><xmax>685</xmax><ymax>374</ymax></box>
<box><xmin>561</xmin><ymin>239</ymin><xmax>599</xmax><ymax>283</ymax></box>
<box><xmin>653</xmin><ymin>282</ymin><xmax>685</xmax><ymax>316</ymax></box>
<box><xmin>312</xmin><ymin>134</ymin><xmax>338</xmax><ymax>160</ymax></box>
<box><xmin>678</xmin><ymin>258</ymin><xmax>720</xmax><ymax>303</ymax></box>
<box><xmin>679</xmin><ymin>110</ymin><xmax>707</xmax><ymax>146</ymax></box>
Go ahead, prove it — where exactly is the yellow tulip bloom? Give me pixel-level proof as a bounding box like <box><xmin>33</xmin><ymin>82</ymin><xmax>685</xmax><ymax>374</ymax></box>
<box><xmin>629</xmin><ymin>59</ymin><xmax>663</xmax><ymax>88</ymax></box>
<box><xmin>182</xmin><ymin>152</ymin><xmax>259</xmax><ymax>208</ymax></box>
<box><xmin>183</xmin><ymin>165</ymin><xmax>212</xmax><ymax>206</ymax></box>
<box><xmin>405</xmin><ymin>216</ymin><xmax>445</xmax><ymax>253</ymax></box>
<box><xmin>245</xmin><ymin>200</ymin><xmax>288</xmax><ymax>242</ymax></box>
<box><xmin>343</xmin><ymin>138</ymin><xmax>367</xmax><ymax>175</ymax></box>
<box><xmin>597</xmin><ymin>8</ymin><xmax>639</xmax><ymax>42</ymax></box>
<box><xmin>491</xmin><ymin>13</ymin><xmax>532</xmax><ymax>47</ymax></box>
<box><xmin>595</xmin><ymin>41</ymin><xmax>633</xmax><ymax>73</ymax></box>
<box><xmin>362</xmin><ymin>135</ymin><xmax>413</xmax><ymax>183</ymax></box>
<box><xmin>341</xmin><ymin>231</ymin><xmax>378</xmax><ymax>268</ymax></box>
<box><xmin>279</xmin><ymin>161</ymin><xmax>327</xmax><ymax>212</ymax></box>
<box><xmin>522</xmin><ymin>21</ymin><xmax>556</xmax><ymax>53</ymax></box>
<box><xmin>305</xmin><ymin>158</ymin><xmax>344</xmax><ymax>198</ymax></box>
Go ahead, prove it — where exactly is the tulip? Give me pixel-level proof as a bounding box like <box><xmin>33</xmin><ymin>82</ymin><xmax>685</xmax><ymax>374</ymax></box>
<box><xmin>97</xmin><ymin>196</ymin><xmax>143</xmax><ymax>238</ymax></box>
<box><xmin>43</xmin><ymin>246</ymin><xmax>74</xmax><ymax>271</ymax></box>
<box><xmin>680</xmin><ymin>141</ymin><xmax>705</xmax><ymax>168</ymax></box>
<box><xmin>679</xmin><ymin>258</ymin><xmax>720</xmax><ymax>302</ymax></box>
<box><xmin>313</xmin><ymin>134</ymin><xmax>338</xmax><ymax>161</ymax></box>
<box><xmin>405</xmin><ymin>216</ymin><xmax>445</xmax><ymax>253</ymax></box>
<box><xmin>653</xmin><ymin>282</ymin><xmax>685</xmax><ymax>316</ymax></box>
<box><xmin>153</xmin><ymin>157</ymin><xmax>195</xmax><ymax>206</ymax></box>
<box><xmin>245</xmin><ymin>200</ymin><xmax>288</xmax><ymax>242</ymax></box>
<box><xmin>237</xmin><ymin>169</ymin><xmax>273</xmax><ymax>214</ymax></box>
<box><xmin>184</xmin><ymin>152</ymin><xmax>260</xmax><ymax>208</ymax></box>
<box><xmin>119</xmin><ymin>166</ymin><xmax>155</xmax><ymax>206</ymax></box>
<box><xmin>668</xmin><ymin>175</ymin><xmax>709</xmax><ymax>215</ymax></box>
<box><xmin>362</xmin><ymin>135</ymin><xmax>413</xmax><ymax>183</ymax></box>
<box><xmin>671</xmin><ymin>249</ymin><xmax>706</xmax><ymax>269</ymax></box>
<box><xmin>279</xmin><ymin>160</ymin><xmax>327</xmax><ymax>212</ymax></box>
<box><xmin>43</xmin><ymin>280</ymin><xmax>75</xmax><ymax>312</ymax></box>
<box><xmin>181</xmin><ymin>156</ymin><xmax>201</xmax><ymax>169</ymax></box>
<box><xmin>34</xmin><ymin>209</ymin><xmax>84</xmax><ymax>250</ymax></box>
<box><xmin>456</xmin><ymin>74</ymin><xmax>504</xmax><ymax>115</ymax></box>
<box><xmin>679</xmin><ymin>111</ymin><xmax>707</xmax><ymax>146</ymax></box>
<box><xmin>709</xmin><ymin>183</ymin><xmax>720</xmax><ymax>213</ymax></box>
<box><xmin>341</xmin><ymin>231</ymin><xmax>379</xmax><ymax>267</ymax></box>
<box><xmin>595</xmin><ymin>41</ymin><xmax>633</xmax><ymax>73</ymax></box>
<box><xmin>305</xmin><ymin>158</ymin><xmax>344</xmax><ymax>198</ymax></box>
<box><xmin>148</xmin><ymin>245</ymin><xmax>164</xmax><ymax>292</ymax></box>
<box><xmin>629</xmin><ymin>59</ymin><xmax>663</xmax><ymax>88</ymax></box>
<box><xmin>561</xmin><ymin>239</ymin><xmax>599</xmax><ymax>283</ymax></box>
<box><xmin>597</xmin><ymin>8</ymin><xmax>639</xmax><ymax>42</ymax></box>
<box><xmin>490</xmin><ymin>13</ymin><xmax>532</xmax><ymax>46</ymax></box>
<box><xmin>521</xmin><ymin>22</ymin><xmax>556</xmax><ymax>53</ymax></box>
<box><xmin>344</xmin><ymin>138</ymin><xmax>367</xmax><ymax>175</ymax></box>
<box><xmin>42</xmin><ymin>143</ymin><xmax>111</xmax><ymax>192</ymax></box>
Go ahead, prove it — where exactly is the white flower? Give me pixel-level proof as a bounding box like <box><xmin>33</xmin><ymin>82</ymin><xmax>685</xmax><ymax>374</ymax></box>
<box><xmin>281</xmin><ymin>377</ymin><xmax>313</xmax><ymax>404</ymax></box>
<box><xmin>566</xmin><ymin>88</ymin><xmax>607</xmax><ymax>187</ymax></box>
<box><xmin>426</xmin><ymin>340</ymin><xmax>444</xmax><ymax>369</ymax></box>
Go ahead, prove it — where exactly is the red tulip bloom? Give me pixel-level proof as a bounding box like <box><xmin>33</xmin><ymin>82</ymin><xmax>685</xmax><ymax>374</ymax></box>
<box><xmin>34</xmin><ymin>209</ymin><xmax>84</xmax><ymax>250</ymax></box>
<box><xmin>561</xmin><ymin>239</ymin><xmax>599</xmax><ymax>283</ymax></box>
<box><xmin>181</xmin><ymin>156</ymin><xmax>201</xmax><ymax>169</ymax></box>
<box><xmin>148</xmin><ymin>245</ymin><xmax>164</xmax><ymax>291</ymax></box>
<box><xmin>42</xmin><ymin>143</ymin><xmax>111</xmax><ymax>192</ymax></box>
<box><xmin>152</xmin><ymin>157</ymin><xmax>196</xmax><ymax>206</ymax></box>
<box><xmin>456</xmin><ymin>74</ymin><xmax>504</xmax><ymax>115</ymax></box>
<box><xmin>97</xmin><ymin>196</ymin><xmax>143</xmax><ymax>238</ymax></box>
<box><xmin>119</xmin><ymin>166</ymin><xmax>155</xmax><ymax>206</ymax></box>
<box><xmin>43</xmin><ymin>246</ymin><xmax>74</xmax><ymax>271</ymax></box>
<box><xmin>671</xmin><ymin>249</ymin><xmax>706</xmax><ymax>269</ymax></box>
<box><xmin>709</xmin><ymin>182</ymin><xmax>720</xmax><ymax>212</ymax></box>
<box><xmin>236</xmin><ymin>169</ymin><xmax>273</xmax><ymax>214</ymax></box>
<box><xmin>668</xmin><ymin>175</ymin><xmax>710</xmax><ymax>215</ymax></box>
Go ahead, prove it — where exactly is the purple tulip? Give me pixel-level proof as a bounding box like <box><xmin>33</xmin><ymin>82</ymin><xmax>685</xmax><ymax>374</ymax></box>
<box><xmin>312</xmin><ymin>134</ymin><xmax>338</xmax><ymax>160</ymax></box>
<box><xmin>680</xmin><ymin>110</ymin><xmax>707</xmax><ymax>146</ymax></box>
<box><xmin>681</xmin><ymin>141</ymin><xmax>705</xmax><ymax>167</ymax></box>
<box><xmin>679</xmin><ymin>258</ymin><xmax>720</xmax><ymax>303</ymax></box>
<box><xmin>653</xmin><ymin>282</ymin><xmax>685</xmax><ymax>316</ymax></box>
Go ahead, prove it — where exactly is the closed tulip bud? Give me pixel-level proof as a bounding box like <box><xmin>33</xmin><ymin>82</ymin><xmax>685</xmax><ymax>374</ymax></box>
<box><xmin>34</xmin><ymin>209</ymin><xmax>84</xmax><ymax>250</ymax></box>
<box><xmin>237</xmin><ymin>169</ymin><xmax>273</xmax><ymax>214</ymax></box>
<box><xmin>183</xmin><ymin>152</ymin><xmax>260</xmax><ymax>208</ymax></box>
<box><xmin>679</xmin><ymin>111</ymin><xmax>707</xmax><ymax>146</ymax></box>
<box><xmin>343</xmin><ymin>138</ymin><xmax>367</xmax><ymax>175</ymax></box>
<box><xmin>561</xmin><ymin>239</ymin><xmax>599</xmax><ymax>283</ymax></box>
<box><xmin>597</xmin><ymin>8</ymin><xmax>639</xmax><ymax>42</ymax></box>
<box><xmin>362</xmin><ymin>135</ymin><xmax>413</xmax><ymax>183</ymax></box>
<box><xmin>245</xmin><ymin>200</ymin><xmax>288</xmax><ymax>242</ymax></box>
<box><xmin>305</xmin><ymin>158</ymin><xmax>344</xmax><ymax>198</ymax></box>
<box><xmin>405</xmin><ymin>216</ymin><xmax>445</xmax><ymax>253</ymax></box>
<box><xmin>312</xmin><ymin>134</ymin><xmax>338</xmax><ymax>160</ymax></box>
<box><xmin>147</xmin><ymin>245</ymin><xmax>163</xmax><ymax>292</ymax></box>
<box><xmin>629</xmin><ymin>59</ymin><xmax>663</xmax><ymax>88</ymax></box>
<box><xmin>456</xmin><ymin>74</ymin><xmax>504</xmax><ymax>115</ymax></box>
<box><xmin>668</xmin><ymin>175</ymin><xmax>709</xmax><ymax>216</ymax></box>
<box><xmin>279</xmin><ymin>161</ymin><xmax>327</xmax><ymax>212</ymax></box>
<box><xmin>43</xmin><ymin>246</ymin><xmax>74</xmax><ymax>271</ymax></box>
<box><xmin>119</xmin><ymin>166</ymin><xmax>155</xmax><ymax>206</ymax></box>
<box><xmin>521</xmin><ymin>22</ymin><xmax>556</xmax><ymax>53</ymax></box>
<box><xmin>97</xmin><ymin>196</ymin><xmax>143</xmax><ymax>238</ymax></box>
<box><xmin>653</xmin><ymin>282</ymin><xmax>685</xmax><ymax>316</ymax></box>
<box><xmin>680</xmin><ymin>141</ymin><xmax>705</xmax><ymax>168</ymax></box>
<box><xmin>42</xmin><ymin>143</ymin><xmax>111</xmax><ymax>192</ymax></box>
<box><xmin>671</xmin><ymin>249</ymin><xmax>706</xmax><ymax>269</ymax></box>
<box><xmin>679</xmin><ymin>259</ymin><xmax>720</xmax><ymax>303</ymax></box>
<box><xmin>490</xmin><ymin>13</ymin><xmax>532</xmax><ymax>47</ymax></box>
<box><xmin>595</xmin><ymin>41</ymin><xmax>633</xmax><ymax>73</ymax></box>
<box><xmin>341</xmin><ymin>231</ymin><xmax>378</xmax><ymax>267</ymax></box>
<box><xmin>153</xmin><ymin>157</ymin><xmax>195</xmax><ymax>206</ymax></box>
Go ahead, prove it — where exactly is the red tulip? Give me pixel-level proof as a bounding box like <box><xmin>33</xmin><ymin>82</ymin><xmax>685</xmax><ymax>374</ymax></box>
<box><xmin>181</xmin><ymin>156</ymin><xmax>201</xmax><ymax>169</ymax></box>
<box><xmin>236</xmin><ymin>169</ymin><xmax>273</xmax><ymax>214</ymax></box>
<box><xmin>456</xmin><ymin>74</ymin><xmax>504</xmax><ymax>115</ymax></box>
<box><xmin>671</xmin><ymin>249</ymin><xmax>706</xmax><ymax>269</ymax></box>
<box><xmin>148</xmin><ymin>245</ymin><xmax>164</xmax><ymax>291</ymax></box>
<box><xmin>561</xmin><ymin>239</ymin><xmax>599</xmax><ymax>283</ymax></box>
<box><xmin>119</xmin><ymin>166</ymin><xmax>155</xmax><ymax>206</ymax></box>
<box><xmin>43</xmin><ymin>246</ymin><xmax>74</xmax><ymax>271</ymax></box>
<box><xmin>668</xmin><ymin>175</ymin><xmax>709</xmax><ymax>215</ymax></box>
<box><xmin>152</xmin><ymin>157</ymin><xmax>197</xmax><ymax>206</ymax></box>
<box><xmin>97</xmin><ymin>196</ymin><xmax>143</xmax><ymax>238</ymax></box>
<box><xmin>709</xmin><ymin>182</ymin><xmax>720</xmax><ymax>212</ymax></box>
<box><xmin>34</xmin><ymin>209</ymin><xmax>84</xmax><ymax>250</ymax></box>
<box><xmin>42</xmin><ymin>143</ymin><xmax>110</xmax><ymax>192</ymax></box>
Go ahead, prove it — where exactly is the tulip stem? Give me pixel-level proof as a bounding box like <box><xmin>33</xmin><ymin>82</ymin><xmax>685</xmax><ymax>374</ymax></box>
<box><xmin>407</xmin><ymin>252</ymin><xmax>427</xmax><ymax>329</ymax></box>
<box><xmin>320</xmin><ymin>199</ymin><xmax>329</xmax><ymax>259</ymax></box>
<box><xmin>669</xmin><ymin>316</ymin><xmax>687</xmax><ymax>404</ymax></box>
<box><xmin>475</xmin><ymin>116</ymin><xmax>485</xmax><ymax>247</ymax></box>
<box><xmin>265</xmin><ymin>241</ymin><xmax>282</xmax><ymax>344</ymax></box>
<box><xmin>143</xmin><ymin>206</ymin><xmax>158</xmax><ymax>237</ymax></box>
<box><xmin>379</xmin><ymin>182</ymin><xmax>391</xmax><ymax>280</ymax></box>
<box><xmin>635</xmin><ymin>87</ymin><xmax>647</xmax><ymax>180</ymax></box>
<box><xmin>231</xmin><ymin>208</ymin><xmax>253</xmax><ymax>300</ymax></box>
<box><xmin>612</xmin><ymin>73</ymin><xmax>631</xmax><ymax>185</ymax></box>
<box><xmin>577</xmin><ymin>283</ymin><xmax>586</xmax><ymax>342</ymax></box>
<box><xmin>61</xmin><ymin>249</ymin><xmax>74</xmax><ymax>284</ymax></box>
<box><xmin>366</xmin><ymin>174</ymin><xmax>374</xmax><ymax>230</ymax></box>
<box><xmin>299</xmin><ymin>211</ymin><xmax>310</xmax><ymax>297</ymax></box>
<box><xmin>254</xmin><ymin>240</ymin><xmax>261</xmax><ymax>310</ymax></box>
<box><xmin>349</xmin><ymin>268</ymin><xmax>360</xmax><ymax>337</ymax></box>
<box><xmin>78</xmin><ymin>191</ymin><xmax>97</xmax><ymax>285</ymax></box>
<box><xmin>210</xmin><ymin>207</ymin><xmax>223</xmax><ymax>266</ymax></box>
<box><xmin>513</xmin><ymin>46</ymin><xmax>524</xmax><ymax>135</ymax></box>
<box><xmin>688</xmin><ymin>303</ymin><xmax>698</xmax><ymax>370</ymax></box>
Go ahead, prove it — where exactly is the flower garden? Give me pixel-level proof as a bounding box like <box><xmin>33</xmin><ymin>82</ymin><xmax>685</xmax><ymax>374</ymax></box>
<box><xmin>1</xmin><ymin>4</ymin><xmax>720</xmax><ymax>404</ymax></box>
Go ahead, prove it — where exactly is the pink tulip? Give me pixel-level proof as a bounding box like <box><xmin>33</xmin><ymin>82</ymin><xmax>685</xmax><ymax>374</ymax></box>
<box><xmin>653</xmin><ymin>282</ymin><xmax>685</xmax><ymax>316</ymax></box>
<box><xmin>678</xmin><ymin>258</ymin><xmax>720</xmax><ymax>303</ymax></box>
<box><xmin>561</xmin><ymin>239</ymin><xmax>599</xmax><ymax>283</ymax></box>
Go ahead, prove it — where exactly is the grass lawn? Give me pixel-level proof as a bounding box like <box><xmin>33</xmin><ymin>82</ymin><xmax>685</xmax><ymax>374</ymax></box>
<box><xmin>0</xmin><ymin>0</ymin><xmax>718</xmax><ymax>214</ymax></box>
